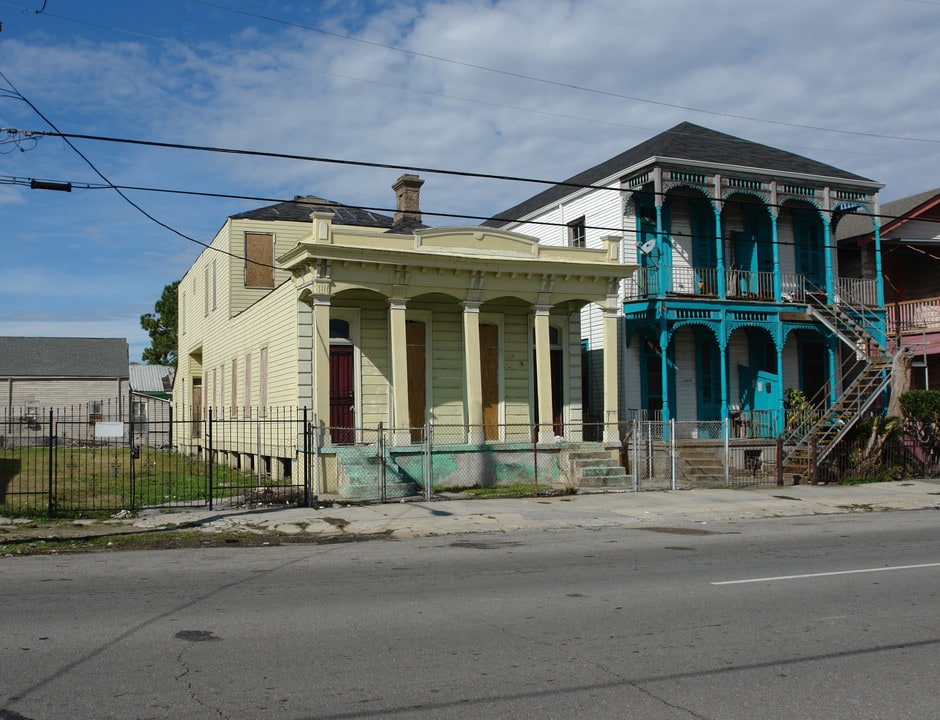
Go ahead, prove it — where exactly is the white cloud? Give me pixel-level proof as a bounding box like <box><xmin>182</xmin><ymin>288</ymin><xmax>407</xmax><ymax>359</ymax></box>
<box><xmin>1</xmin><ymin>0</ymin><xmax>939</xmax><ymax>357</ymax></box>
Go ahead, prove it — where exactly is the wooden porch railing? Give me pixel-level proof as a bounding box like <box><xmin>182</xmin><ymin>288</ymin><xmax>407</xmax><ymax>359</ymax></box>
<box><xmin>888</xmin><ymin>297</ymin><xmax>940</xmax><ymax>336</ymax></box>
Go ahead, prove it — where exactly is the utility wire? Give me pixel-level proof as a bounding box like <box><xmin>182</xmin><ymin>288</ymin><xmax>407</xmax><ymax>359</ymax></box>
<box><xmin>4</xmin><ymin>0</ymin><xmax>939</xmax><ymax>146</ymax></box>
<box><xmin>3</xmin><ymin>170</ymin><xmax>932</xmax><ymax>257</ymax></box>
<box><xmin>191</xmin><ymin>0</ymin><xmax>940</xmax><ymax>146</ymax></box>
<box><xmin>2</xmin><ymin>126</ymin><xmax>895</xmax><ymax>217</ymax></box>
<box><xmin>0</xmin><ymin>72</ymin><xmax>277</xmax><ymax>267</ymax></box>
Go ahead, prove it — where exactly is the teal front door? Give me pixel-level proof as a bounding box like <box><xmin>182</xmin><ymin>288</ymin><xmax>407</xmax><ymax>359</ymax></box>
<box><xmin>696</xmin><ymin>331</ymin><xmax>721</xmax><ymax>433</ymax></box>
<box><xmin>734</xmin><ymin>232</ymin><xmax>757</xmax><ymax>296</ymax></box>
<box><xmin>739</xmin><ymin>366</ymin><xmax>780</xmax><ymax>436</ymax></box>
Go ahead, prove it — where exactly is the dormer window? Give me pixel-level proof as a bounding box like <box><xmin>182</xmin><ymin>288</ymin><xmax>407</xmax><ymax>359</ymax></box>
<box><xmin>568</xmin><ymin>216</ymin><xmax>586</xmax><ymax>248</ymax></box>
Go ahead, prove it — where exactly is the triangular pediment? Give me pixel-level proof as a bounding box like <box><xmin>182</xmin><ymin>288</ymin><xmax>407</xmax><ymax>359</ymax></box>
<box><xmin>414</xmin><ymin>227</ymin><xmax>539</xmax><ymax>257</ymax></box>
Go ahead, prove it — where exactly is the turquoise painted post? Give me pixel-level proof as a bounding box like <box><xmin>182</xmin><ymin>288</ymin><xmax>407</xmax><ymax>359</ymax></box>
<box><xmin>715</xmin><ymin>209</ymin><xmax>726</xmax><ymax>299</ymax></box>
<box><xmin>656</xmin><ymin>205</ymin><xmax>667</xmax><ymax>298</ymax></box>
<box><xmin>719</xmin><ymin>314</ymin><xmax>729</xmax><ymax>419</ymax></box>
<box><xmin>660</xmin><ymin>316</ymin><xmax>671</xmax><ymax>423</ymax></box>
<box><xmin>823</xmin><ymin>219</ymin><xmax>834</xmax><ymax>303</ymax></box>
<box><xmin>775</xmin><ymin>344</ymin><xmax>785</xmax><ymax>436</ymax></box>
<box><xmin>771</xmin><ymin>215</ymin><xmax>781</xmax><ymax>302</ymax></box>
<box><xmin>874</xmin><ymin>220</ymin><xmax>885</xmax><ymax>307</ymax></box>
<box><xmin>827</xmin><ymin>339</ymin><xmax>838</xmax><ymax>408</ymax></box>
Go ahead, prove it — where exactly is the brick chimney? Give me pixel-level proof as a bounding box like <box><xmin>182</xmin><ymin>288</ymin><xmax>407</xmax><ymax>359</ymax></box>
<box><xmin>392</xmin><ymin>174</ymin><xmax>424</xmax><ymax>225</ymax></box>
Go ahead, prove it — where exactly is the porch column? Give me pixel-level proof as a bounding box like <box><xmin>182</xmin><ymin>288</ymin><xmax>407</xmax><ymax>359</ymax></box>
<box><xmin>463</xmin><ymin>300</ymin><xmax>485</xmax><ymax>444</ymax></box>
<box><xmin>823</xmin><ymin>218</ymin><xmax>834</xmax><ymax>302</ymax></box>
<box><xmin>388</xmin><ymin>298</ymin><xmax>411</xmax><ymax>445</ymax></box>
<box><xmin>311</xmin><ymin>293</ymin><xmax>332</xmax><ymax>445</ymax></box>
<box><xmin>534</xmin><ymin>305</ymin><xmax>555</xmax><ymax>442</ymax></box>
<box><xmin>776</xmin><ymin>344</ymin><xmax>785</xmax><ymax>435</ymax></box>
<box><xmin>771</xmin><ymin>214</ymin><xmax>782</xmax><ymax>302</ymax></box>
<box><xmin>602</xmin><ymin>301</ymin><xmax>620</xmax><ymax>444</ymax></box>
<box><xmin>659</xmin><ymin>314</ymin><xmax>671</xmax><ymax>422</ymax></box>
<box><xmin>715</xmin><ymin>208</ymin><xmax>726</xmax><ymax>299</ymax></box>
<box><xmin>656</xmin><ymin>204</ymin><xmax>668</xmax><ymax>298</ymax></box>
<box><xmin>718</xmin><ymin>309</ymin><xmax>731</xmax><ymax>421</ymax></box>
<box><xmin>827</xmin><ymin>339</ymin><xmax>838</xmax><ymax>408</ymax></box>
<box><xmin>874</xmin><ymin>219</ymin><xmax>885</xmax><ymax>307</ymax></box>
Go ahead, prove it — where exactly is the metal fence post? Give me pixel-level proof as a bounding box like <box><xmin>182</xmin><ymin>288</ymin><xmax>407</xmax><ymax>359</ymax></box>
<box><xmin>207</xmin><ymin>407</ymin><xmax>214</xmax><ymax>510</ymax></box>
<box><xmin>47</xmin><ymin>408</ymin><xmax>54</xmax><ymax>516</ymax></box>
<box><xmin>811</xmin><ymin>436</ymin><xmax>818</xmax><ymax>486</ymax></box>
<box><xmin>128</xmin><ymin>388</ymin><xmax>136</xmax><ymax>511</ymax></box>
<box><xmin>776</xmin><ymin>436</ymin><xmax>784</xmax><ymax>486</ymax></box>
<box><xmin>378</xmin><ymin>421</ymin><xmax>386</xmax><ymax>503</ymax></box>
<box><xmin>303</xmin><ymin>408</ymin><xmax>312</xmax><ymax>507</ymax></box>
<box><xmin>724</xmin><ymin>417</ymin><xmax>730</xmax><ymax>486</ymax></box>
<box><xmin>424</xmin><ymin>421</ymin><xmax>433</xmax><ymax>502</ymax></box>
<box><xmin>312</xmin><ymin>413</ymin><xmax>321</xmax><ymax>499</ymax></box>
<box><xmin>670</xmin><ymin>418</ymin><xmax>677</xmax><ymax>490</ymax></box>
<box><xmin>256</xmin><ymin>415</ymin><xmax>263</xmax><ymax>486</ymax></box>
<box><xmin>532</xmin><ymin>423</ymin><xmax>539</xmax><ymax>489</ymax></box>
<box><xmin>632</xmin><ymin>420</ymin><xmax>639</xmax><ymax>492</ymax></box>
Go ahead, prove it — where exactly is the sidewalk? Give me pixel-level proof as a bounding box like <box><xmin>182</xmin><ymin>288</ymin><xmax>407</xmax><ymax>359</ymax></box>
<box><xmin>126</xmin><ymin>479</ymin><xmax>940</xmax><ymax>538</ymax></box>
<box><xmin>4</xmin><ymin>480</ymin><xmax>939</xmax><ymax>544</ymax></box>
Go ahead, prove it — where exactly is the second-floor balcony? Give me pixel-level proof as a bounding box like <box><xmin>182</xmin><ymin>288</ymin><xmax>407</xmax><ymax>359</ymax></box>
<box><xmin>625</xmin><ymin>266</ymin><xmax>880</xmax><ymax>307</ymax></box>
<box><xmin>887</xmin><ymin>297</ymin><xmax>940</xmax><ymax>338</ymax></box>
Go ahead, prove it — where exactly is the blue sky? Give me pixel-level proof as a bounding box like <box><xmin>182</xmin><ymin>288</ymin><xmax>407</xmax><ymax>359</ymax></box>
<box><xmin>1</xmin><ymin>0</ymin><xmax>939</xmax><ymax>362</ymax></box>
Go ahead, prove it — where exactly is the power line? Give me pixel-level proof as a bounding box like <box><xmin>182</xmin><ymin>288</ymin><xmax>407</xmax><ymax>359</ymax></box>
<box><xmin>4</xmin><ymin>171</ymin><xmax>935</xmax><ymax>257</ymax></box>
<box><xmin>5</xmin><ymin>0</ymin><xmax>940</xmax><ymax>147</ymax></box>
<box><xmin>2</xmin><ymin>126</ymin><xmax>901</xmax><ymax>218</ymax></box>
<box><xmin>191</xmin><ymin>0</ymin><xmax>940</xmax><ymax>146</ymax></box>
<box><xmin>0</xmin><ymin>71</ymin><xmax>264</xmax><ymax>267</ymax></box>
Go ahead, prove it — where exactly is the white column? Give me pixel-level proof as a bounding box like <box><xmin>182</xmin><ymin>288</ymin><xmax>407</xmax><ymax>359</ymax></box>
<box><xmin>388</xmin><ymin>298</ymin><xmax>411</xmax><ymax>444</ymax></box>
<box><xmin>602</xmin><ymin>302</ymin><xmax>620</xmax><ymax>444</ymax></box>
<box><xmin>463</xmin><ymin>301</ymin><xmax>484</xmax><ymax>444</ymax></box>
<box><xmin>311</xmin><ymin>294</ymin><xmax>332</xmax><ymax>445</ymax></box>
<box><xmin>533</xmin><ymin>305</ymin><xmax>554</xmax><ymax>443</ymax></box>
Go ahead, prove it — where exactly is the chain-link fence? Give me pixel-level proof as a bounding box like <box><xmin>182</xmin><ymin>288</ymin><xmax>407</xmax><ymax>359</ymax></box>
<box><xmin>6</xmin><ymin>406</ymin><xmax>935</xmax><ymax>516</ymax></box>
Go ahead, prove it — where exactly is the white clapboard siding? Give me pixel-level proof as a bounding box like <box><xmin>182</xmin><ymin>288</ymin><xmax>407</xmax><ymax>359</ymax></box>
<box><xmin>671</xmin><ymin>326</ymin><xmax>698</xmax><ymax>422</ymax></box>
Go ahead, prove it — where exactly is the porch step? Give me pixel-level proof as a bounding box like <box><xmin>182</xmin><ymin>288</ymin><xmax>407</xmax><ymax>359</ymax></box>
<box><xmin>677</xmin><ymin>444</ymin><xmax>727</xmax><ymax>487</ymax></box>
<box><xmin>561</xmin><ymin>445</ymin><xmax>629</xmax><ymax>488</ymax></box>
<box><xmin>334</xmin><ymin>447</ymin><xmax>418</xmax><ymax>500</ymax></box>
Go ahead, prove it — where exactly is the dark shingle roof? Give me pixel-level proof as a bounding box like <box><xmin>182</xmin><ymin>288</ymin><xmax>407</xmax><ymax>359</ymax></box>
<box><xmin>231</xmin><ymin>195</ymin><xmax>395</xmax><ymax>228</ymax></box>
<box><xmin>0</xmin><ymin>337</ymin><xmax>129</xmax><ymax>378</ymax></box>
<box><xmin>485</xmin><ymin>122</ymin><xmax>875</xmax><ymax>227</ymax></box>
<box><xmin>837</xmin><ymin>187</ymin><xmax>940</xmax><ymax>242</ymax></box>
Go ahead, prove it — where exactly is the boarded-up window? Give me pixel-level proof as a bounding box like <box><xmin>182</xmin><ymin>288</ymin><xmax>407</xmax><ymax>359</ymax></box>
<box><xmin>204</xmin><ymin>265</ymin><xmax>210</xmax><ymax>315</ymax></box>
<box><xmin>244</xmin><ymin>353</ymin><xmax>252</xmax><ymax>409</ymax></box>
<box><xmin>219</xmin><ymin>365</ymin><xmax>225</xmax><ymax>416</ymax></box>
<box><xmin>231</xmin><ymin>358</ymin><xmax>238</xmax><ymax>416</ymax></box>
<box><xmin>245</xmin><ymin>232</ymin><xmax>275</xmax><ymax>288</ymax></box>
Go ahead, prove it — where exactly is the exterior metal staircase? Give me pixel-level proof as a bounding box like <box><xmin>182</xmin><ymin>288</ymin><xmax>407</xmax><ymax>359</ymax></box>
<box><xmin>781</xmin><ymin>284</ymin><xmax>891</xmax><ymax>481</ymax></box>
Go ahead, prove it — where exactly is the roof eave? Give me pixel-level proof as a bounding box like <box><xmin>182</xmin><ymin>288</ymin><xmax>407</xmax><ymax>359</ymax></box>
<box><xmin>499</xmin><ymin>155</ymin><xmax>882</xmax><ymax>230</ymax></box>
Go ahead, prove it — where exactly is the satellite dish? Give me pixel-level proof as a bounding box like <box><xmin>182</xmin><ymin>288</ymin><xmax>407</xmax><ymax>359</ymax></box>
<box><xmin>638</xmin><ymin>239</ymin><xmax>657</xmax><ymax>255</ymax></box>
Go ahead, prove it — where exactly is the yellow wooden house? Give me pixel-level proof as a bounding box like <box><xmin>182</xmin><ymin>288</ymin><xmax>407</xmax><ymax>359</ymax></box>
<box><xmin>173</xmin><ymin>175</ymin><xmax>635</xmax><ymax>495</ymax></box>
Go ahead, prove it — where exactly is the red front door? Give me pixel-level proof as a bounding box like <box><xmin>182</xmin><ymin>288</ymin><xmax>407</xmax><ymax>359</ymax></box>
<box><xmin>330</xmin><ymin>345</ymin><xmax>355</xmax><ymax>444</ymax></box>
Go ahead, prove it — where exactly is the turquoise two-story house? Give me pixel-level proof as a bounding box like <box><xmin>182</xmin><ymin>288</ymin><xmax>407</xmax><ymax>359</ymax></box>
<box><xmin>487</xmin><ymin>123</ymin><xmax>889</xmax><ymax>475</ymax></box>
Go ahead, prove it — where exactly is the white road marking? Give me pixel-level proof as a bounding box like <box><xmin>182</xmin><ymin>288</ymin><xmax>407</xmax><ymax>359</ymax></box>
<box><xmin>711</xmin><ymin>562</ymin><xmax>940</xmax><ymax>586</ymax></box>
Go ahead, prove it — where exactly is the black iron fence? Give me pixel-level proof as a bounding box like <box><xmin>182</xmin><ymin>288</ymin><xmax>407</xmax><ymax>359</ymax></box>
<box><xmin>4</xmin><ymin>405</ymin><xmax>937</xmax><ymax>516</ymax></box>
<box><xmin>0</xmin><ymin>404</ymin><xmax>310</xmax><ymax>515</ymax></box>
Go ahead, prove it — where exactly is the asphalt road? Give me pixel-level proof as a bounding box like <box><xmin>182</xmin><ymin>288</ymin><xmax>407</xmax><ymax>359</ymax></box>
<box><xmin>1</xmin><ymin>510</ymin><xmax>938</xmax><ymax>719</ymax></box>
